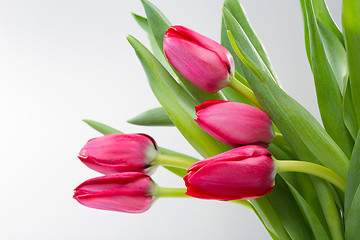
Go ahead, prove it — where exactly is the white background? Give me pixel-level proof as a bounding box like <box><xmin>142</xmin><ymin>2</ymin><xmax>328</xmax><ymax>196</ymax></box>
<box><xmin>0</xmin><ymin>0</ymin><xmax>340</xmax><ymax>239</ymax></box>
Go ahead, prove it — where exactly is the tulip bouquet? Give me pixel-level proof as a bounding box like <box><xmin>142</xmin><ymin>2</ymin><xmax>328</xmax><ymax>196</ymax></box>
<box><xmin>74</xmin><ymin>0</ymin><xmax>360</xmax><ymax>239</ymax></box>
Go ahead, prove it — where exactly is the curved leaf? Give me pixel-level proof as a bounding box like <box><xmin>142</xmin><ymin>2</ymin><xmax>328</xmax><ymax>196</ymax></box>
<box><xmin>285</xmin><ymin>179</ymin><xmax>330</xmax><ymax>240</ymax></box>
<box><xmin>303</xmin><ymin>0</ymin><xmax>353</xmax><ymax>157</ymax></box>
<box><xmin>345</xmin><ymin>185</ymin><xmax>360</xmax><ymax>240</ymax></box>
<box><xmin>222</xmin><ymin>0</ymin><xmax>277</xmax><ymax>81</ymax></box>
<box><xmin>127</xmin><ymin>107</ymin><xmax>174</xmax><ymax>126</ymax></box>
<box><xmin>345</xmin><ymin>132</ymin><xmax>360</xmax><ymax>219</ymax></box>
<box><xmin>343</xmin><ymin>0</ymin><xmax>360</xmax><ymax>126</ymax></box>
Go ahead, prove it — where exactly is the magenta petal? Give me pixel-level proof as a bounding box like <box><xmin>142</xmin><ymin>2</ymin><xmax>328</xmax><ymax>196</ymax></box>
<box><xmin>184</xmin><ymin>145</ymin><xmax>276</xmax><ymax>201</ymax></box>
<box><xmin>166</xmin><ymin>26</ymin><xmax>235</xmax><ymax>73</ymax></box>
<box><xmin>163</xmin><ymin>25</ymin><xmax>234</xmax><ymax>93</ymax></box>
<box><xmin>195</xmin><ymin>101</ymin><xmax>274</xmax><ymax>147</ymax></box>
<box><xmin>78</xmin><ymin>133</ymin><xmax>158</xmax><ymax>174</ymax></box>
<box><xmin>74</xmin><ymin>173</ymin><xmax>154</xmax><ymax>213</ymax></box>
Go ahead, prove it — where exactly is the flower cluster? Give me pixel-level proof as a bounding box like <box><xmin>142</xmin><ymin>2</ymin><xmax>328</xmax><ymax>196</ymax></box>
<box><xmin>75</xmin><ymin>0</ymin><xmax>355</xmax><ymax>238</ymax></box>
<box><xmin>74</xmin><ymin>25</ymin><xmax>282</xmax><ymax>213</ymax></box>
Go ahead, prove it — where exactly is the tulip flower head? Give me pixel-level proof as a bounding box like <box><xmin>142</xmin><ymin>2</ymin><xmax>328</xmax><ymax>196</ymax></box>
<box><xmin>163</xmin><ymin>25</ymin><xmax>235</xmax><ymax>93</ymax></box>
<box><xmin>195</xmin><ymin>100</ymin><xmax>274</xmax><ymax>147</ymax></box>
<box><xmin>78</xmin><ymin>133</ymin><xmax>158</xmax><ymax>174</ymax></box>
<box><xmin>73</xmin><ymin>172</ymin><xmax>155</xmax><ymax>213</ymax></box>
<box><xmin>184</xmin><ymin>145</ymin><xmax>276</xmax><ymax>201</ymax></box>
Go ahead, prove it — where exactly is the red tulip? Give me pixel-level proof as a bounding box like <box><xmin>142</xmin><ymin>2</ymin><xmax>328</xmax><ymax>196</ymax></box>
<box><xmin>184</xmin><ymin>145</ymin><xmax>276</xmax><ymax>201</ymax></box>
<box><xmin>195</xmin><ymin>100</ymin><xmax>274</xmax><ymax>147</ymax></box>
<box><xmin>73</xmin><ymin>172</ymin><xmax>155</xmax><ymax>213</ymax></box>
<box><xmin>163</xmin><ymin>25</ymin><xmax>235</xmax><ymax>93</ymax></box>
<box><xmin>78</xmin><ymin>134</ymin><xmax>158</xmax><ymax>174</ymax></box>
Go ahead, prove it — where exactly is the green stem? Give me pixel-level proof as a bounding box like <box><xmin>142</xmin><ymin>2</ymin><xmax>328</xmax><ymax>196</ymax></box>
<box><xmin>155</xmin><ymin>154</ymin><xmax>195</xmax><ymax>170</ymax></box>
<box><xmin>157</xmin><ymin>187</ymin><xmax>189</xmax><ymax>198</ymax></box>
<box><xmin>228</xmin><ymin>75</ymin><xmax>263</xmax><ymax>109</ymax></box>
<box><xmin>272</xmin><ymin>132</ymin><xmax>290</xmax><ymax>147</ymax></box>
<box><xmin>276</xmin><ymin>159</ymin><xmax>346</xmax><ymax>193</ymax></box>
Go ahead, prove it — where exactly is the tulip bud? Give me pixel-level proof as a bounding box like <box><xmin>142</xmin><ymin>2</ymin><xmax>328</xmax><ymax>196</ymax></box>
<box><xmin>163</xmin><ymin>25</ymin><xmax>235</xmax><ymax>93</ymax></box>
<box><xmin>195</xmin><ymin>100</ymin><xmax>274</xmax><ymax>147</ymax></box>
<box><xmin>78</xmin><ymin>133</ymin><xmax>158</xmax><ymax>175</ymax></box>
<box><xmin>73</xmin><ymin>172</ymin><xmax>155</xmax><ymax>213</ymax></box>
<box><xmin>184</xmin><ymin>145</ymin><xmax>276</xmax><ymax>201</ymax></box>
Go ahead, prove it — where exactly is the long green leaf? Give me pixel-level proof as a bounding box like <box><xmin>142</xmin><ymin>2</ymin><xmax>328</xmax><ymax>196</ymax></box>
<box><xmin>311</xmin><ymin>177</ymin><xmax>343</xmax><ymax>240</ymax></box>
<box><xmin>267</xmin><ymin>176</ymin><xmax>313</xmax><ymax>239</ymax></box>
<box><xmin>343</xmin><ymin>0</ymin><xmax>360</xmax><ymax>126</ymax></box>
<box><xmin>343</xmin><ymin>82</ymin><xmax>359</xmax><ymax>140</ymax></box>
<box><xmin>222</xmin><ymin>0</ymin><xmax>277</xmax><ymax>81</ymax></box>
<box><xmin>311</xmin><ymin>0</ymin><xmax>344</xmax><ymax>45</ymax></box>
<box><xmin>345</xmin><ymin>132</ymin><xmax>360</xmax><ymax>219</ymax></box>
<box><xmin>285</xmin><ymin>179</ymin><xmax>330</xmax><ymax>240</ymax></box>
<box><xmin>132</xmin><ymin>13</ymin><xmax>177</xmax><ymax>77</ymax></box>
<box><xmin>345</xmin><ymin>185</ymin><xmax>360</xmax><ymax>240</ymax></box>
<box><xmin>83</xmin><ymin>119</ymin><xmax>121</xmax><ymax>135</ymax></box>
<box><xmin>300</xmin><ymin>0</ymin><xmax>344</xmax><ymax>66</ymax></box>
<box><xmin>226</xmin><ymin>28</ymin><xmax>349</xmax><ymax>179</ymax></box>
<box><xmin>222</xmin><ymin>8</ymin><xmax>275</xmax><ymax>84</ymax></box>
<box><xmin>250</xmin><ymin>197</ymin><xmax>292</xmax><ymax>240</ymax></box>
<box><xmin>140</xmin><ymin>0</ymin><xmax>226</xmax><ymax>103</ymax></box>
<box><xmin>304</xmin><ymin>0</ymin><xmax>353</xmax><ymax>157</ymax></box>
<box><xmin>127</xmin><ymin>107</ymin><xmax>174</xmax><ymax>126</ymax></box>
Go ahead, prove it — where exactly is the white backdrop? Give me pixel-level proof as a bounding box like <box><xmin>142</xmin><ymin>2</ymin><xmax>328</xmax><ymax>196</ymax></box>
<box><xmin>0</xmin><ymin>0</ymin><xmax>340</xmax><ymax>239</ymax></box>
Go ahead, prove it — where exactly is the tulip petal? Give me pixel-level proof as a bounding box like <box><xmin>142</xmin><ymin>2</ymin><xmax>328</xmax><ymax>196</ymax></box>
<box><xmin>164</xmin><ymin>36</ymin><xmax>230</xmax><ymax>93</ymax></box>
<box><xmin>74</xmin><ymin>173</ymin><xmax>154</xmax><ymax>213</ymax></box>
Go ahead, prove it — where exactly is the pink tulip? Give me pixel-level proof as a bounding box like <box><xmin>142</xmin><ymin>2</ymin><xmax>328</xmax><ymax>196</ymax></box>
<box><xmin>195</xmin><ymin>100</ymin><xmax>274</xmax><ymax>147</ymax></box>
<box><xmin>78</xmin><ymin>134</ymin><xmax>158</xmax><ymax>174</ymax></box>
<box><xmin>163</xmin><ymin>25</ymin><xmax>235</xmax><ymax>93</ymax></box>
<box><xmin>184</xmin><ymin>145</ymin><xmax>276</xmax><ymax>201</ymax></box>
<box><xmin>73</xmin><ymin>172</ymin><xmax>155</xmax><ymax>213</ymax></box>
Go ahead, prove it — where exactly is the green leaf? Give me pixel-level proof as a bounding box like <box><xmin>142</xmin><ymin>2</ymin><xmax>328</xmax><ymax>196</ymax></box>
<box><xmin>222</xmin><ymin>0</ymin><xmax>277</xmax><ymax>81</ymax></box>
<box><xmin>250</xmin><ymin>197</ymin><xmax>292</xmax><ymax>240</ymax></box>
<box><xmin>285</xmin><ymin>179</ymin><xmax>330</xmax><ymax>240</ymax></box>
<box><xmin>345</xmin><ymin>185</ymin><xmax>360</xmax><ymax>240</ymax></box>
<box><xmin>140</xmin><ymin>0</ymin><xmax>226</xmax><ymax>103</ymax></box>
<box><xmin>127</xmin><ymin>35</ymin><xmax>231</xmax><ymax>158</ymax></box>
<box><xmin>343</xmin><ymin>0</ymin><xmax>360</xmax><ymax>126</ymax></box>
<box><xmin>343</xmin><ymin>81</ymin><xmax>359</xmax><ymax>140</ymax></box>
<box><xmin>311</xmin><ymin>177</ymin><xmax>343</xmax><ymax>240</ymax></box>
<box><xmin>132</xmin><ymin>13</ymin><xmax>179</xmax><ymax>78</ymax></box>
<box><xmin>311</xmin><ymin>0</ymin><xmax>344</xmax><ymax>45</ymax></box>
<box><xmin>303</xmin><ymin>0</ymin><xmax>353</xmax><ymax>157</ymax></box>
<box><xmin>226</xmin><ymin>28</ymin><xmax>349</xmax><ymax>179</ymax></box>
<box><xmin>266</xmin><ymin>176</ymin><xmax>313</xmax><ymax>240</ymax></box>
<box><xmin>83</xmin><ymin>119</ymin><xmax>122</xmax><ymax>135</ymax></box>
<box><xmin>127</xmin><ymin>107</ymin><xmax>174</xmax><ymax>126</ymax></box>
<box><xmin>222</xmin><ymin>8</ymin><xmax>275</xmax><ymax>84</ymax></box>
<box><xmin>345</xmin><ymin>132</ymin><xmax>360</xmax><ymax>219</ymax></box>
<box><xmin>317</xmin><ymin>20</ymin><xmax>348</xmax><ymax>94</ymax></box>
<box><xmin>300</xmin><ymin>0</ymin><xmax>344</xmax><ymax>66</ymax></box>
<box><xmin>82</xmin><ymin>119</ymin><xmax>197</xmax><ymax>178</ymax></box>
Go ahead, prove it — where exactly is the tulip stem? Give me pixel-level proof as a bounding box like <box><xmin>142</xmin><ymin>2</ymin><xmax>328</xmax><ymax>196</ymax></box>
<box><xmin>228</xmin><ymin>75</ymin><xmax>263</xmax><ymax>109</ymax></box>
<box><xmin>155</xmin><ymin>154</ymin><xmax>196</xmax><ymax>170</ymax></box>
<box><xmin>272</xmin><ymin>133</ymin><xmax>290</xmax><ymax>147</ymax></box>
<box><xmin>157</xmin><ymin>187</ymin><xmax>189</xmax><ymax>198</ymax></box>
<box><xmin>275</xmin><ymin>159</ymin><xmax>346</xmax><ymax>193</ymax></box>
